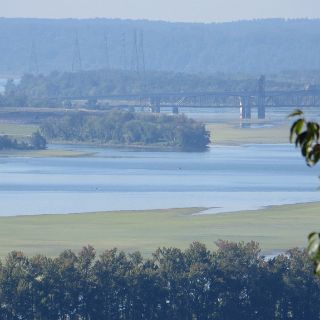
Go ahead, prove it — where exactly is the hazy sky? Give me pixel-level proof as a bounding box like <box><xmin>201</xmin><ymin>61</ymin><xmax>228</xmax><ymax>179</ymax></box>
<box><xmin>1</xmin><ymin>0</ymin><xmax>320</xmax><ymax>22</ymax></box>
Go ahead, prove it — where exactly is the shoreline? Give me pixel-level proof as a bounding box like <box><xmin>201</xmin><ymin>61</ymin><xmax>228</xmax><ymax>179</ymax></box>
<box><xmin>2</xmin><ymin>200</ymin><xmax>319</xmax><ymax>219</ymax></box>
<box><xmin>48</xmin><ymin>140</ymin><xmax>209</xmax><ymax>152</ymax></box>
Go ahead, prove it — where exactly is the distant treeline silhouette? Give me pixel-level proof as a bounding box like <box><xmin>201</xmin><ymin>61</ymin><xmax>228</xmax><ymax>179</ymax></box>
<box><xmin>0</xmin><ymin>241</ymin><xmax>319</xmax><ymax>319</ymax></box>
<box><xmin>1</xmin><ymin>18</ymin><xmax>320</xmax><ymax>74</ymax></box>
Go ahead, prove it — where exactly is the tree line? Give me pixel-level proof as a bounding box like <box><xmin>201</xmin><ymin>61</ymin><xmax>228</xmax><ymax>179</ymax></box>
<box><xmin>40</xmin><ymin>110</ymin><xmax>210</xmax><ymax>151</ymax></box>
<box><xmin>1</xmin><ymin>18</ymin><xmax>320</xmax><ymax>74</ymax></box>
<box><xmin>0</xmin><ymin>69</ymin><xmax>313</xmax><ymax>109</ymax></box>
<box><xmin>0</xmin><ymin>132</ymin><xmax>46</xmax><ymax>151</ymax></box>
<box><xmin>0</xmin><ymin>241</ymin><xmax>319</xmax><ymax>319</ymax></box>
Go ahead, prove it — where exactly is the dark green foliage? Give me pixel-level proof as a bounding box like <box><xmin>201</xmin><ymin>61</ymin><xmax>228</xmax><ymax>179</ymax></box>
<box><xmin>0</xmin><ymin>131</ymin><xmax>47</xmax><ymax>151</ymax></box>
<box><xmin>0</xmin><ymin>242</ymin><xmax>319</xmax><ymax>319</ymax></box>
<box><xmin>0</xmin><ymin>135</ymin><xmax>20</xmax><ymax>150</ymax></box>
<box><xmin>0</xmin><ymin>69</ymin><xmax>312</xmax><ymax>109</ymax></box>
<box><xmin>289</xmin><ymin>110</ymin><xmax>320</xmax><ymax>166</ymax></box>
<box><xmin>30</xmin><ymin>131</ymin><xmax>47</xmax><ymax>150</ymax></box>
<box><xmin>289</xmin><ymin>111</ymin><xmax>320</xmax><ymax>276</ymax></box>
<box><xmin>40</xmin><ymin>110</ymin><xmax>210</xmax><ymax>151</ymax></box>
<box><xmin>2</xmin><ymin>70</ymin><xmax>264</xmax><ymax>104</ymax></box>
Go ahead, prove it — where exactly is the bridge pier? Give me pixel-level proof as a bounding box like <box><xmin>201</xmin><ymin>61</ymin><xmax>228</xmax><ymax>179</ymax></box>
<box><xmin>150</xmin><ymin>97</ymin><xmax>161</xmax><ymax>113</ymax></box>
<box><xmin>257</xmin><ymin>75</ymin><xmax>266</xmax><ymax>119</ymax></box>
<box><xmin>258</xmin><ymin>97</ymin><xmax>265</xmax><ymax>119</ymax></box>
<box><xmin>240</xmin><ymin>96</ymin><xmax>251</xmax><ymax>119</ymax></box>
<box><xmin>172</xmin><ymin>106</ymin><xmax>179</xmax><ymax>114</ymax></box>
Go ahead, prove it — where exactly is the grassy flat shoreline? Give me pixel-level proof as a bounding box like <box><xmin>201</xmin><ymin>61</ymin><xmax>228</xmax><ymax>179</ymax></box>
<box><xmin>206</xmin><ymin>122</ymin><xmax>291</xmax><ymax>145</ymax></box>
<box><xmin>0</xmin><ymin>149</ymin><xmax>96</xmax><ymax>158</ymax></box>
<box><xmin>0</xmin><ymin>202</ymin><xmax>319</xmax><ymax>258</ymax></box>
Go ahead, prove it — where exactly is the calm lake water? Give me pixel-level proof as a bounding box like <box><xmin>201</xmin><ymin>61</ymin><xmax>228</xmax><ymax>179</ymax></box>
<box><xmin>0</xmin><ymin>143</ymin><xmax>319</xmax><ymax>216</ymax></box>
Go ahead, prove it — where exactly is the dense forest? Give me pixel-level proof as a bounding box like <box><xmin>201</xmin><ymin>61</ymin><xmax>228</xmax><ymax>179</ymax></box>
<box><xmin>1</xmin><ymin>18</ymin><xmax>320</xmax><ymax>75</ymax></box>
<box><xmin>0</xmin><ymin>132</ymin><xmax>46</xmax><ymax>151</ymax></box>
<box><xmin>1</xmin><ymin>69</ymin><xmax>314</xmax><ymax>108</ymax></box>
<box><xmin>40</xmin><ymin>111</ymin><xmax>210</xmax><ymax>150</ymax></box>
<box><xmin>0</xmin><ymin>241</ymin><xmax>319</xmax><ymax>319</ymax></box>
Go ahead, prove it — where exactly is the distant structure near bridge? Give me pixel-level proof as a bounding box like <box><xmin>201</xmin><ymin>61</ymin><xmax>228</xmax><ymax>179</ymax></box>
<box><xmin>55</xmin><ymin>76</ymin><xmax>320</xmax><ymax>120</ymax></box>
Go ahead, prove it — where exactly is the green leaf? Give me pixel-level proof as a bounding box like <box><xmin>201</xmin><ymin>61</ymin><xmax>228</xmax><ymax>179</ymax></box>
<box><xmin>308</xmin><ymin>238</ymin><xmax>320</xmax><ymax>256</ymax></box>
<box><xmin>290</xmin><ymin>119</ymin><xmax>305</xmax><ymax>143</ymax></box>
<box><xmin>308</xmin><ymin>232</ymin><xmax>318</xmax><ymax>241</ymax></box>
<box><xmin>315</xmin><ymin>263</ymin><xmax>320</xmax><ymax>276</ymax></box>
<box><xmin>295</xmin><ymin>131</ymin><xmax>307</xmax><ymax>147</ymax></box>
<box><xmin>288</xmin><ymin>109</ymin><xmax>304</xmax><ymax>118</ymax></box>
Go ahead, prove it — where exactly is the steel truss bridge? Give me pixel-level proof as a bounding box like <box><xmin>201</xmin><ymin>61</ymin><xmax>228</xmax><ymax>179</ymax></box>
<box><xmin>57</xmin><ymin>88</ymin><xmax>320</xmax><ymax>120</ymax></box>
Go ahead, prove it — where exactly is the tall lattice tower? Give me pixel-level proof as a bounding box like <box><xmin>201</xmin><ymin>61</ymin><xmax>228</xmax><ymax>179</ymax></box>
<box><xmin>29</xmin><ymin>40</ymin><xmax>39</xmax><ymax>75</ymax></box>
<box><xmin>131</xmin><ymin>30</ymin><xmax>140</xmax><ymax>73</ymax></box>
<box><xmin>72</xmin><ymin>33</ymin><xmax>82</xmax><ymax>72</ymax></box>
<box><xmin>104</xmin><ymin>33</ymin><xmax>110</xmax><ymax>70</ymax></box>
<box><xmin>130</xmin><ymin>30</ymin><xmax>146</xmax><ymax>75</ymax></box>
<box><xmin>121</xmin><ymin>32</ymin><xmax>128</xmax><ymax>70</ymax></box>
<box><xmin>139</xmin><ymin>30</ymin><xmax>146</xmax><ymax>75</ymax></box>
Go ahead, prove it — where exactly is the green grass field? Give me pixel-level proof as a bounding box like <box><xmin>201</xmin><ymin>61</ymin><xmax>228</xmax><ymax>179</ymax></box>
<box><xmin>0</xmin><ymin>203</ymin><xmax>319</xmax><ymax>258</ymax></box>
<box><xmin>206</xmin><ymin>122</ymin><xmax>291</xmax><ymax>145</ymax></box>
<box><xmin>0</xmin><ymin>123</ymin><xmax>38</xmax><ymax>137</ymax></box>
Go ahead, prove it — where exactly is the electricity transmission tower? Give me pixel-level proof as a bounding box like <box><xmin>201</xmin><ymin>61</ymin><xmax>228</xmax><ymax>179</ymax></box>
<box><xmin>131</xmin><ymin>30</ymin><xmax>139</xmax><ymax>73</ymax></box>
<box><xmin>131</xmin><ymin>30</ymin><xmax>146</xmax><ymax>75</ymax></box>
<box><xmin>72</xmin><ymin>33</ymin><xmax>82</xmax><ymax>72</ymax></box>
<box><xmin>104</xmin><ymin>33</ymin><xmax>110</xmax><ymax>70</ymax></box>
<box><xmin>29</xmin><ymin>40</ymin><xmax>39</xmax><ymax>75</ymax></box>
<box><xmin>139</xmin><ymin>30</ymin><xmax>146</xmax><ymax>75</ymax></box>
<box><xmin>121</xmin><ymin>32</ymin><xmax>128</xmax><ymax>70</ymax></box>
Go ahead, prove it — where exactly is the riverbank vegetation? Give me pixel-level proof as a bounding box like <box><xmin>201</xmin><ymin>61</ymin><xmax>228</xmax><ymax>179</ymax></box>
<box><xmin>0</xmin><ymin>241</ymin><xmax>318</xmax><ymax>319</ymax></box>
<box><xmin>40</xmin><ymin>110</ymin><xmax>210</xmax><ymax>150</ymax></box>
<box><xmin>0</xmin><ymin>131</ymin><xmax>46</xmax><ymax>151</ymax></box>
<box><xmin>0</xmin><ymin>69</ymin><xmax>314</xmax><ymax>109</ymax></box>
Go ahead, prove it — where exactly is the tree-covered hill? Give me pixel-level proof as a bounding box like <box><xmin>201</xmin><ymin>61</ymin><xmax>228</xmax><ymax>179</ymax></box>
<box><xmin>1</xmin><ymin>18</ymin><xmax>320</xmax><ymax>75</ymax></box>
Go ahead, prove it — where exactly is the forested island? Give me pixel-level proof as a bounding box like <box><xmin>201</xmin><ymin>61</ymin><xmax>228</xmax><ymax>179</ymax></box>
<box><xmin>0</xmin><ymin>241</ymin><xmax>319</xmax><ymax>319</ymax></box>
<box><xmin>40</xmin><ymin>110</ymin><xmax>210</xmax><ymax>151</ymax></box>
<box><xmin>0</xmin><ymin>131</ymin><xmax>46</xmax><ymax>151</ymax></box>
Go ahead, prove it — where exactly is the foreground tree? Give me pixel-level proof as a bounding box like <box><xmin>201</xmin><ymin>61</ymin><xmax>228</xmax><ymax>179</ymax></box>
<box><xmin>0</xmin><ymin>243</ymin><xmax>319</xmax><ymax>319</ymax></box>
<box><xmin>289</xmin><ymin>110</ymin><xmax>320</xmax><ymax>275</ymax></box>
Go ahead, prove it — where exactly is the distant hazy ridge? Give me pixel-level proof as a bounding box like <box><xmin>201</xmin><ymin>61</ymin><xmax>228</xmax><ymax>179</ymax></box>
<box><xmin>1</xmin><ymin>18</ymin><xmax>320</xmax><ymax>75</ymax></box>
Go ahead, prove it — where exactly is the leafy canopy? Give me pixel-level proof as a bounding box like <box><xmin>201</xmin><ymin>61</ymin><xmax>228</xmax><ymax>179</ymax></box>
<box><xmin>289</xmin><ymin>109</ymin><xmax>320</xmax><ymax>274</ymax></box>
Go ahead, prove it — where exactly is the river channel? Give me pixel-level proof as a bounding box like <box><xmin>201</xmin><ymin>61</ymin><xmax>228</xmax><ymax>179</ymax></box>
<box><xmin>0</xmin><ymin>143</ymin><xmax>319</xmax><ymax>216</ymax></box>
